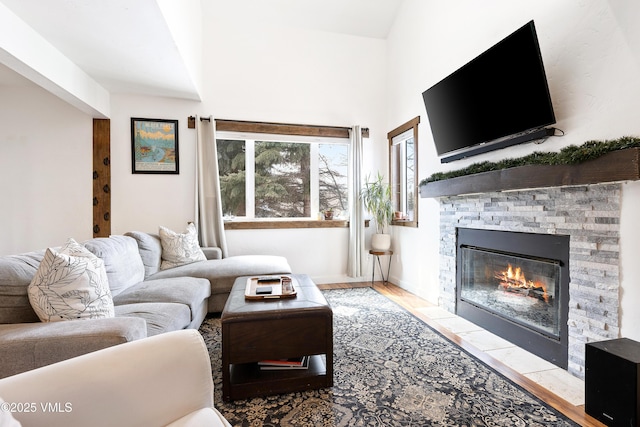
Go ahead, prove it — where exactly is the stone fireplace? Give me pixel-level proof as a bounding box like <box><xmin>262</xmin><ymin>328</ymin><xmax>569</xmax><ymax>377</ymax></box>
<box><xmin>438</xmin><ymin>183</ymin><xmax>621</xmax><ymax>379</ymax></box>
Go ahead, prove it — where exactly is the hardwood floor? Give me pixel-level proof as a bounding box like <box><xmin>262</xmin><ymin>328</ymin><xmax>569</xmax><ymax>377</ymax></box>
<box><xmin>318</xmin><ymin>281</ymin><xmax>606</xmax><ymax>427</ymax></box>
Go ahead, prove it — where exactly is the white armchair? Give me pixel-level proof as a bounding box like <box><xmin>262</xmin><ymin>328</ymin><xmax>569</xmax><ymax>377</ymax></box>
<box><xmin>0</xmin><ymin>329</ymin><xmax>230</xmax><ymax>427</ymax></box>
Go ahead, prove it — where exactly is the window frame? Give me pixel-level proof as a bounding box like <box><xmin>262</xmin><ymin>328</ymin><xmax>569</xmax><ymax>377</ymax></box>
<box><xmin>388</xmin><ymin>116</ymin><xmax>420</xmax><ymax>228</ymax></box>
<box><xmin>215</xmin><ymin>119</ymin><xmax>367</xmax><ymax>227</ymax></box>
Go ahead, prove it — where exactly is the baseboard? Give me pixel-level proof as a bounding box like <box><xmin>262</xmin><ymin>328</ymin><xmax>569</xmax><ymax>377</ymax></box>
<box><xmin>310</xmin><ymin>274</ymin><xmax>368</xmax><ymax>285</ymax></box>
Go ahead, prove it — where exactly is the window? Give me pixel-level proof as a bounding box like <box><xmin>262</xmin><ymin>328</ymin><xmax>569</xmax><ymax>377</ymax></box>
<box><xmin>217</xmin><ymin>131</ymin><xmax>349</xmax><ymax>220</ymax></box>
<box><xmin>388</xmin><ymin>117</ymin><xmax>419</xmax><ymax>227</ymax></box>
<box><xmin>217</xmin><ymin>139</ymin><xmax>246</xmax><ymax>216</ymax></box>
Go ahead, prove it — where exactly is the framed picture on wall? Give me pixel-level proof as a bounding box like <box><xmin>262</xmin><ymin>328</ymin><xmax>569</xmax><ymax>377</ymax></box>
<box><xmin>131</xmin><ymin>118</ymin><xmax>179</xmax><ymax>174</ymax></box>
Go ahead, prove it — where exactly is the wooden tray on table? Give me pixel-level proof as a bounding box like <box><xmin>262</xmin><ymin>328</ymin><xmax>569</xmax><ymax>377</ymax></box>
<box><xmin>244</xmin><ymin>275</ymin><xmax>297</xmax><ymax>300</ymax></box>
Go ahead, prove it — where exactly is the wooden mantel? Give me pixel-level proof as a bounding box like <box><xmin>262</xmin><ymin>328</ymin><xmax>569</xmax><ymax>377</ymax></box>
<box><xmin>419</xmin><ymin>147</ymin><xmax>640</xmax><ymax>198</ymax></box>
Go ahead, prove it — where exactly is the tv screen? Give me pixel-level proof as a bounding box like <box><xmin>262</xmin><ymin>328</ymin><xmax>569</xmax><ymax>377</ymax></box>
<box><xmin>422</xmin><ymin>21</ymin><xmax>556</xmax><ymax>162</ymax></box>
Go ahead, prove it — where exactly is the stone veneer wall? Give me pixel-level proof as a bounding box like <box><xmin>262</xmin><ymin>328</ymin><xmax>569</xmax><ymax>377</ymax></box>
<box><xmin>438</xmin><ymin>183</ymin><xmax>621</xmax><ymax>378</ymax></box>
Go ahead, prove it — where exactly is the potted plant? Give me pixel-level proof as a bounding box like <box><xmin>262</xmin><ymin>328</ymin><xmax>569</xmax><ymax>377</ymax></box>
<box><xmin>323</xmin><ymin>208</ymin><xmax>334</xmax><ymax>220</ymax></box>
<box><xmin>361</xmin><ymin>172</ymin><xmax>394</xmax><ymax>250</ymax></box>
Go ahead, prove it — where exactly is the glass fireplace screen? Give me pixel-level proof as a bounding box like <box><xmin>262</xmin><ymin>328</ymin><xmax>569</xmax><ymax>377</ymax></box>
<box><xmin>460</xmin><ymin>246</ymin><xmax>561</xmax><ymax>338</ymax></box>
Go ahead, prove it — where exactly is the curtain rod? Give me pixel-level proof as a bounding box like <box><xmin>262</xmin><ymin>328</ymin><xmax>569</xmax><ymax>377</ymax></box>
<box><xmin>188</xmin><ymin>115</ymin><xmax>211</xmax><ymax>128</ymax></box>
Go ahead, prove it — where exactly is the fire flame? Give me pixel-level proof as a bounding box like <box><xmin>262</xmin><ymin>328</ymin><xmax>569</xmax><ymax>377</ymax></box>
<box><xmin>495</xmin><ymin>264</ymin><xmax>549</xmax><ymax>302</ymax></box>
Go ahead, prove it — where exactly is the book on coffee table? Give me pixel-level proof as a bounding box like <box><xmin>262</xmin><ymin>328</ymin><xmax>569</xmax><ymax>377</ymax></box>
<box><xmin>258</xmin><ymin>356</ymin><xmax>310</xmax><ymax>370</ymax></box>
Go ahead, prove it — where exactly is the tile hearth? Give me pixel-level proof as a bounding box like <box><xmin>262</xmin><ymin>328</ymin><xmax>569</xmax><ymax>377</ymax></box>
<box><xmin>417</xmin><ymin>305</ymin><xmax>585</xmax><ymax>406</ymax></box>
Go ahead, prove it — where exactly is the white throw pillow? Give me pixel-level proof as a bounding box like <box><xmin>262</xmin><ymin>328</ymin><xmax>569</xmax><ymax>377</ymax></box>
<box><xmin>27</xmin><ymin>238</ymin><xmax>115</xmax><ymax>322</ymax></box>
<box><xmin>159</xmin><ymin>223</ymin><xmax>207</xmax><ymax>270</ymax></box>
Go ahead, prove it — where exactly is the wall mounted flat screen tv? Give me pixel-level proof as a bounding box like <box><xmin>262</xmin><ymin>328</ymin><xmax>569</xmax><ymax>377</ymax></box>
<box><xmin>422</xmin><ymin>20</ymin><xmax>556</xmax><ymax>163</ymax></box>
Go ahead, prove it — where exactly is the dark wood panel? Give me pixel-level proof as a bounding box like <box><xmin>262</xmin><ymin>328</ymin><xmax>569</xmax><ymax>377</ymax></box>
<box><xmin>216</xmin><ymin>119</ymin><xmax>369</xmax><ymax>139</ymax></box>
<box><xmin>92</xmin><ymin>119</ymin><xmax>110</xmax><ymax>237</ymax></box>
<box><xmin>420</xmin><ymin>147</ymin><xmax>640</xmax><ymax>198</ymax></box>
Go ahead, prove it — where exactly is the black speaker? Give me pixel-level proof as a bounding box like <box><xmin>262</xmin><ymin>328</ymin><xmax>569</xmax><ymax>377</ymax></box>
<box><xmin>585</xmin><ymin>338</ymin><xmax>640</xmax><ymax>426</ymax></box>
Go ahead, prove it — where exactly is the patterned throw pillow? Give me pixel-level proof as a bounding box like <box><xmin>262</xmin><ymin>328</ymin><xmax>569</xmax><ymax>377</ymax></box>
<box><xmin>27</xmin><ymin>238</ymin><xmax>115</xmax><ymax>322</ymax></box>
<box><xmin>159</xmin><ymin>223</ymin><xmax>207</xmax><ymax>270</ymax></box>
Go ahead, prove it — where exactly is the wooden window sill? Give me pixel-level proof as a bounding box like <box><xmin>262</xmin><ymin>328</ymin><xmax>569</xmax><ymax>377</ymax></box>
<box><xmin>224</xmin><ymin>219</ymin><xmax>369</xmax><ymax>230</ymax></box>
<box><xmin>391</xmin><ymin>219</ymin><xmax>418</xmax><ymax>228</ymax></box>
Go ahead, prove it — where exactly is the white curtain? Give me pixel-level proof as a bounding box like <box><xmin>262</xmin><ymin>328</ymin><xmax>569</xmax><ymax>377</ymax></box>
<box><xmin>195</xmin><ymin>116</ymin><xmax>228</xmax><ymax>257</ymax></box>
<box><xmin>347</xmin><ymin>125</ymin><xmax>365</xmax><ymax>277</ymax></box>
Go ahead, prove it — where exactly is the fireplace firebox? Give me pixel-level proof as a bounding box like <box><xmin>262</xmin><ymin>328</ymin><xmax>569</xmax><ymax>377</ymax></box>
<box><xmin>456</xmin><ymin>228</ymin><xmax>570</xmax><ymax>368</ymax></box>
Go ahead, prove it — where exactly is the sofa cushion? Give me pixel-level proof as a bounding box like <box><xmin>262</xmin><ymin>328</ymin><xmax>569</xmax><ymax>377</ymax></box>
<box><xmin>112</xmin><ymin>277</ymin><xmax>210</xmax><ymax>321</ymax></box>
<box><xmin>149</xmin><ymin>255</ymin><xmax>292</xmax><ymax>293</ymax></box>
<box><xmin>115</xmin><ymin>303</ymin><xmax>191</xmax><ymax>336</ymax></box>
<box><xmin>27</xmin><ymin>239</ymin><xmax>115</xmax><ymax>322</ymax></box>
<box><xmin>148</xmin><ymin>254</ymin><xmax>292</xmax><ymax>314</ymax></box>
<box><xmin>84</xmin><ymin>236</ymin><xmax>145</xmax><ymax>297</ymax></box>
<box><xmin>159</xmin><ymin>224</ymin><xmax>207</xmax><ymax>270</ymax></box>
<box><xmin>0</xmin><ymin>251</ymin><xmax>45</xmax><ymax>324</ymax></box>
<box><xmin>0</xmin><ymin>317</ymin><xmax>147</xmax><ymax>379</ymax></box>
<box><xmin>124</xmin><ymin>231</ymin><xmax>163</xmax><ymax>278</ymax></box>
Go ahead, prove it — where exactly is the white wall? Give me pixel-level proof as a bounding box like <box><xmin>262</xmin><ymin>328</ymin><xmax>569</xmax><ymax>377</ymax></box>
<box><xmin>157</xmin><ymin>0</ymin><xmax>204</xmax><ymax>97</ymax></box>
<box><xmin>202</xmin><ymin>2</ymin><xmax>387</xmax><ymax>152</ymax></box>
<box><xmin>225</xmin><ymin>228</ymin><xmax>350</xmax><ymax>283</ymax></box>
<box><xmin>108</xmin><ymin>94</ymin><xmax>200</xmax><ymax>234</ymax></box>
<box><xmin>385</xmin><ymin>0</ymin><xmax>640</xmax><ymax>340</ymax></box>
<box><xmin>0</xmin><ymin>85</ymin><xmax>93</xmax><ymax>254</ymax></box>
<box><xmin>620</xmin><ymin>181</ymin><xmax>640</xmax><ymax>340</ymax></box>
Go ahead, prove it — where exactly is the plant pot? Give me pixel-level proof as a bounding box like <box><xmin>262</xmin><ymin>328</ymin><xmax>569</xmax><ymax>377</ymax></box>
<box><xmin>323</xmin><ymin>211</ymin><xmax>334</xmax><ymax>220</ymax></box>
<box><xmin>371</xmin><ymin>233</ymin><xmax>391</xmax><ymax>251</ymax></box>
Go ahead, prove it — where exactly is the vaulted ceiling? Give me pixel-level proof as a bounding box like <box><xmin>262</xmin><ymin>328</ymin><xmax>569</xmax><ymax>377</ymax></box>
<box><xmin>0</xmin><ymin>0</ymin><xmax>403</xmax><ymax>103</ymax></box>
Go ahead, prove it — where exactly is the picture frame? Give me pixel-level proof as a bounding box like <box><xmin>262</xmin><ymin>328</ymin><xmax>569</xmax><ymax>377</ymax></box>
<box><xmin>131</xmin><ymin>118</ymin><xmax>179</xmax><ymax>174</ymax></box>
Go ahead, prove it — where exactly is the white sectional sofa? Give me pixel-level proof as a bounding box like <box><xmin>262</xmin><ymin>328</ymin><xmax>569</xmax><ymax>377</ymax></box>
<box><xmin>0</xmin><ymin>231</ymin><xmax>291</xmax><ymax>378</ymax></box>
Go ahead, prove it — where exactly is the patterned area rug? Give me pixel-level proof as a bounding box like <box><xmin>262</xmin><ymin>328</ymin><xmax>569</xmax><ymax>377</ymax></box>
<box><xmin>199</xmin><ymin>288</ymin><xmax>578</xmax><ymax>426</ymax></box>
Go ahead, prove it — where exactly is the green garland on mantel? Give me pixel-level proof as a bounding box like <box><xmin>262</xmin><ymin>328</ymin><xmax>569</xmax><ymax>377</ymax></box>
<box><xmin>419</xmin><ymin>136</ymin><xmax>640</xmax><ymax>185</ymax></box>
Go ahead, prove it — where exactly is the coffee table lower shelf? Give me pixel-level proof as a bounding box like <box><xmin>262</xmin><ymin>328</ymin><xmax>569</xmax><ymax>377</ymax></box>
<box><xmin>227</xmin><ymin>355</ymin><xmax>330</xmax><ymax>401</ymax></box>
<box><xmin>221</xmin><ymin>274</ymin><xmax>333</xmax><ymax>401</ymax></box>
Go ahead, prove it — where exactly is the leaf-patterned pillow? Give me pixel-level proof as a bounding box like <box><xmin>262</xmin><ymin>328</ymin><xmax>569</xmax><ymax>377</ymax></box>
<box><xmin>27</xmin><ymin>238</ymin><xmax>115</xmax><ymax>322</ymax></box>
<box><xmin>159</xmin><ymin>223</ymin><xmax>207</xmax><ymax>270</ymax></box>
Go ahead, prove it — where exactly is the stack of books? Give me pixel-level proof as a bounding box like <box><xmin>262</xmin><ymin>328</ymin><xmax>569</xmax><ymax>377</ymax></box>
<box><xmin>258</xmin><ymin>356</ymin><xmax>310</xmax><ymax>370</ymax></box>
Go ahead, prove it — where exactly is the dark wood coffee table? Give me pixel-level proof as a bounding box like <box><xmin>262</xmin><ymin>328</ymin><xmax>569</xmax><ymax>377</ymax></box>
<box><xmin>221</xmin><ymin>274</ymin><xmax>333</xmax><ymax>401</ymax></box>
